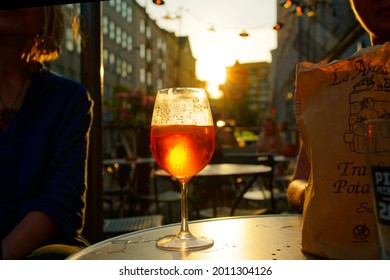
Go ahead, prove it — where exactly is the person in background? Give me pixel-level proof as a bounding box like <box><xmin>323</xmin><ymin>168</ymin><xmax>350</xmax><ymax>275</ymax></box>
<box><xmin>0</xmin><ymin>6</ymin><xmax>93</xmax><ymax>259</ymax></box>
<box><xmin>256</xmin><ymin>117</ymin><xmax>287</xmax><ymax>156</ymax></box>
<box><xmin>256</xmin><ymin>117</ymin><xmax>288</xmax><ymax>177</ymax></box>
<box><xmin>279</xmin><ymin>120</ymin><xmax>289</xmax><ymax>141</ymax></box>
<box><xmin>279</xmin><ymin>120</ymin><xmax>296</xmax><ymax>157</ymax></box>
<box><xmin>287</xmin><ymin>0</ymin><xmax>390</xmax><ymax>213</ymax></box>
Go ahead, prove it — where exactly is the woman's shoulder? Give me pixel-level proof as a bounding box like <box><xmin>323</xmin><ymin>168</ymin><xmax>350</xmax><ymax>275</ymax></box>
<box><xmin>32</xmin><ymin>68</ymin><xmax>91</xmax><ymax>103</ymax></box>
<box><xmin>38</xmin><ymin>69</ymin><xmax>85</xmax><ymax>91</ymax></box>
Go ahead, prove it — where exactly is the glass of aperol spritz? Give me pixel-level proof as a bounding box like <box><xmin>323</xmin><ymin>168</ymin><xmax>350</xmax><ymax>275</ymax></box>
<box><xmin>150</xmin><ymin>88</ymin><xmax>215</xmax><ymax>251</ymax></box>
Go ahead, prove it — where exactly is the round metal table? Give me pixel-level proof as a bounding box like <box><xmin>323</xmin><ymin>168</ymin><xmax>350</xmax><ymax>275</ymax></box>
<box><xmin>155</xmin><ymin>163</ymin><xmax>271</xmax><ymax>177</ymax></box>
<box><xmin>68</xmin><ymin>214</ymin><xmax>317</xmax><ymax>260</ymax></box>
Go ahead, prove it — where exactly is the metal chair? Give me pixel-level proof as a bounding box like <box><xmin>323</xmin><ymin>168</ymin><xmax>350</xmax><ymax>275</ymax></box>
<box><xmin>102</xmin><ymin>160</ymin><xmax>165</xmax><ymax>238</ymax></box>
<box><xmin>222</xmin><ymin>153</ymin><xmax>277</xmax><ymax>215</ymax></box>
<box><xmin>135</xmin><ymin>165</ymin><xmax>182</xmax><ymax>223</ymax></box>
<box><xmin>103</xmin><ymin>160</ymin><xmax>133</xmax><ymax>217</ymax></box>
<box><xmin>103</xmin><ymin>214</ymin><xmax>163</xmax><ymax>237</ymax></box>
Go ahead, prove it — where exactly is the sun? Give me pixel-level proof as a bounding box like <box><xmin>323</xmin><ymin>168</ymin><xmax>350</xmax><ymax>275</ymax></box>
<box><xmin>193</xmin><ymin>31</ymin><xmax>239</xmax><ymax>99</ymax></box>
<box><xmin>196</xmin><ymin>55</ymin><xmax>229</xmax><ymax>99</ymax></box>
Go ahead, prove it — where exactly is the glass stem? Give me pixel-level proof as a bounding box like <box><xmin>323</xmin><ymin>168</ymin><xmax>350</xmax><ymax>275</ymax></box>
<box><xmin>178</xmin><ymin>179</ymin><xmax>192</xmax><ymax>239</ymax></box>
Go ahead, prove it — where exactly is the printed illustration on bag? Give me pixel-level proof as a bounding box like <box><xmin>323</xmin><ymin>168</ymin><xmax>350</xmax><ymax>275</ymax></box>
<box><xmin>343</xmin><ymin>59</ymin><xmax>390</xmax><ymax>154</ymax></box>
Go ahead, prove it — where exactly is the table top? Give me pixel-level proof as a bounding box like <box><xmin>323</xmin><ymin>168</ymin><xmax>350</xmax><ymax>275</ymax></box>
<box><xmin>155</xmin><ymin>163</ymin><xmax>272</xmax><ymax>177</ymax></box>
<box><xmin>103</xmin><ymin>157</ymin><xmax>155</xmax><ymax>166</ymax></box>
<box><xmin>68</xmin><ymin>214</ymin><xmax>317</xmax><ymax>260</ymax></box>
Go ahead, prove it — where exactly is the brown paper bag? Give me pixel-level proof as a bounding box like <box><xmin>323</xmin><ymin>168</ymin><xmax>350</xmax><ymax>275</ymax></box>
<box><xmin>295</xmin><ymin>42</ymin><xmax>390</xmax><ymax>259</ymax></box>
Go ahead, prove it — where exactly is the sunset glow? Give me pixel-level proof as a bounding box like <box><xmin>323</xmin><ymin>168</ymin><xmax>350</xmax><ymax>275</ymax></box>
<box><xmin>144</xmin><ymin>0</ymin><xmax>277</xmax><ymax>98</ymax></box>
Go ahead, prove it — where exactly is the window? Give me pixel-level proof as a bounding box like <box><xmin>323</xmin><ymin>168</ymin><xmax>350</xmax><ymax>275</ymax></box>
<box><xmin>146</xmin><ymin>71</ymin><xmax>152</xmax><ymax>86</ymax></box>
<box><xmin>121</xmin><ymin>60</ymin><xmax>127</xmax><ymax>78</ymax></box>
<box><xmin>75</xmin><ymin>35</ymin><xmax>82</xmax><ymax>53</ymax></box>
<box><xmin>65</xmin><ymin>27</ymin><xmax>74</xmax><ymax>52</ymax></box>
<box><xmin>109</xmin><ymin>21</ymin><xmax>115</xmax><ymax>40</ymax></box>
<box><xmin>127</xmin><ymin>6</ymin><xmax>132</xmax><ymax>23</ymax></box>
<box><xmin>140</xmin><ymin>68</ymin><xmax>145</xmax><ymax>83</ymax></box>
<box><xmin>140</xmin><ymin>44</ymin><xmax>145</xmax><ymax>59</ymax></box>
<box><xmin>157</xmin><ymin>78</ymin><xmax>163</xmax><ymax>90</ymax></box>
<box><xmin>102</xmin><ymin>16</ymin><xmax>109</xmax><ymax>35</ymax></box>
<box><xmin>115</xmin><ymin>0</ymin><xmax>121</xmax><ymax>13</ymax></box>
<box><xmin>161</xmin><ymin>42</ymin><xmax>167</xmax><ymax>54</ymax></box>
<box><xmin>103</xmin><ymin>48</ymin><xmax>109</xmax><ymax>67</ymax></box>
<box><xmin>140</xmin><ymin>19</ymin><xmax>145</xmax><ymax>34</ymax></box>
<box><xmin>146</xmin><ymin>48</ymin><xmax>152</xmax><ymax>63</ymax></box>
<box><xmin>116</xmin><ymin>25</ymin><xmax>122</xmax><ymax>45</ymax></box>
<box><xmin>127</xmin><ymin>63</ymin><xmax>133</xmax><ymax>76</ymax></box>
<box><xmin>116</xmin><ymin>57</ymin><xmax>122</xmax><ymax>75</ymax></box>
<box><xmin>121</xmin><ymin>1</ymin><xmax>127</xmax><ymax>18</ymax></box>
<box><xmin>127</xmin><ymin>36</ymin><xmax>133</xmax><ymax>52</ymax></box>
<box><xmin>109</xmin><ymin>52</ymin><xmax>115</xmax><ymax>72</ymax></box>
<box><xmin>146</xmin><ymin>26</ymin><xmax>152</xmax><ymax>40</ymax></box>
<box><xmin>121</xmin><ymin>32</ymin><xmax>127</xmax><ymax>49</ymax></box>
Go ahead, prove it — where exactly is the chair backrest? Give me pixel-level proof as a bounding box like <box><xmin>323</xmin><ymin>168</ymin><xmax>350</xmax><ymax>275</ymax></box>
<box><xmin>222</xmin><ymin>153</ymin><xmax>275</xmax><ymax>170</ymax></box>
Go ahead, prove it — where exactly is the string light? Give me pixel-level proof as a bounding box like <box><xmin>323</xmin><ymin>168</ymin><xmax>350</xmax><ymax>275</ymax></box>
<box><xmin>208</xmin><ymin>26</ymin><xmax>216</xmax><ymax>32</ymax></box>
<box><xmin>153</xmin><ymin>0</ymin><xmax>165</xmax><ymax>5</ymax></box>
<box><xmin>162</xmin><ymin>6</ymin><xmax>272</xmax><ymax>38</ymax></box>
<box><xmin>306</xmin><ymin>8</ymin><xmax>315</xmax><ymax>17</ymax></box>
<box><xmin>274</xmin><ymin>0</ymin><xmax>320</xmax><ymax>31</ymax></box>
<box><xmin>273</xmin><ymin>22</ymin><xmax>284</xmax><ymax>31</ymax></box>
<box><xmin>186</xmin><ymin>9</ymin><xmax>271</xmax><ymax>37</ymax></box>
<box><xmin>295</xmin><ymin>6</ymin><xmax>303</xmax><ymax>16</ymax></box>
<box><xmin>283</xmin><ymin>0</ymin><xmax>293</xmax><ymax>8</ymax></box>
<box><xmin>239</xmin><ymin>31</ymin><xmax>249</xmax><ymax>37</ymax></box>
<box><xmin>279</xmin><ymin>0</ymin><xmax>317</xmax><ymax>17</ymax></box>
<box><xmin>163</xmin><ymin>13</ymin><xmax>180</xmax><ymax>20</ymax></box>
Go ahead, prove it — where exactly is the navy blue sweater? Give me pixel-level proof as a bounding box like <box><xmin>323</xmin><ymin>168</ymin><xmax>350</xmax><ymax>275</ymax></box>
<box><xmin>0</xmin><ymin>68</ymin><xmax>93</xmax><ymax>245</ymax></box>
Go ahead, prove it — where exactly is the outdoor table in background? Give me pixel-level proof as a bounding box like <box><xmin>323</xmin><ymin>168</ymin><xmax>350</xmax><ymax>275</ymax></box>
<box><xmin>155</xmin><ymin>163</ymin><xmax>272</xmax><ymax>217</ymax></box>
<box><xmin>103</xmin><ymin>157</ymin><xmax>155</xmax><ymax>167</ymax></box>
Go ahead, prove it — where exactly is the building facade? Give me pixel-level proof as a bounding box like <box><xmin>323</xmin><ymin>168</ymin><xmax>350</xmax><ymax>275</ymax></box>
<box><xmin>219</xmin><ymin>61</ymin><xmax>271</xmax><ymax>127</ymax></box>
<box><xmin>49</xmin><ymin>0</ymin><xmax>198</xmax><ymax>105</ymax></box>
<box><xmin>270</xmin><ymin>0</ymin><xmax>371</xmax><ymax>130</ymax></box>
<box><xmin>243</xmin><ymin>62</ymin><xmax>271</xmax><ymax>119</ymax></box>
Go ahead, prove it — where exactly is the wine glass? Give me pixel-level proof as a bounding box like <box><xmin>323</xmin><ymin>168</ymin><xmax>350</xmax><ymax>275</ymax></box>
<box><xmin>150</xmin><ymin>87</ymin><xmax>215</xmax><ymax>251</ymax></box>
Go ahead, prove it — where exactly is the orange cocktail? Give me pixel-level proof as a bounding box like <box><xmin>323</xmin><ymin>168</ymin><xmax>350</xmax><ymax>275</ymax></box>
<box><xmin>150</xmin><ymin>124</ymin><xmax>214</xmax><ymax>180</ymax></box>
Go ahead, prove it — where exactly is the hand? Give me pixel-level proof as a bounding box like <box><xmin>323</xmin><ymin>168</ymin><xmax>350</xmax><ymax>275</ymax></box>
<box><xmin>2</xmin><ymin>211</ymin><xmax>57</xmax><ymax>259</ymax></box>
<box><xmin>287</xmin><ymin>179</ymin><xmax>308</xmax><ymax>213</ymax></box>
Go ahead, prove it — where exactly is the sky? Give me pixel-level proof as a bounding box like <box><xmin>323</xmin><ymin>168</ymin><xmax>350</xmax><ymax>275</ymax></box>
<box><xmin>136</xmin><ymin>0</ymin><xmax>277</xmax><ymax>98</ymax></box>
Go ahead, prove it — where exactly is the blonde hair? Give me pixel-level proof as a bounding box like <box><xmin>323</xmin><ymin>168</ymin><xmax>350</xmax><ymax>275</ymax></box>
<box><xmin>24</xmin><ymin>6</ymin><xmax>80</xmax><ymax>63</ymax></box>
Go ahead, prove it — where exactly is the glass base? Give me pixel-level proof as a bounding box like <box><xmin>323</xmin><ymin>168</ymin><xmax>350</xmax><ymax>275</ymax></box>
<box><xmin>156</xmin><ymin>234</ymin><xmax>214</xmax><ymax>251</ymax></box>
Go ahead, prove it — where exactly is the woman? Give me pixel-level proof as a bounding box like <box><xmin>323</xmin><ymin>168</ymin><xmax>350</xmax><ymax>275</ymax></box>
<box><xmin>287</xmin><ymin>0</ymin><xmax>390</xmax><ymax>212</ymax></box>
<box><xmin>256</xmin><ymin>117</ymin><xmax>287</xmax><ymax>156</ymax></box>
<box><xmin>0</xmin><ymin>6</ymin><xmax>93</xmax><ymax>259</ymax></box>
